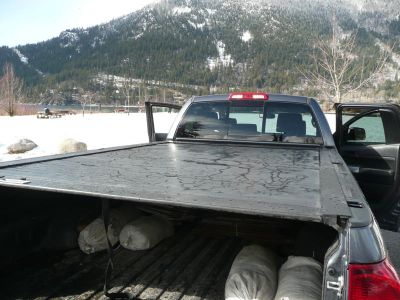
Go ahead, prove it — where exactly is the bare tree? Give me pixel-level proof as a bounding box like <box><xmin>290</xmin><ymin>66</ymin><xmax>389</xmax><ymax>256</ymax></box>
<box><xmin>302</xmin><ymin>20</ymin><xmax>392</xmax><ymax>103</ymax></box>
<box><xmin>0</xmin><ymin>63</ymin><xmax>24</xmax><ymax>116</ymax></box>
<box><xmin>121</xmin><ymin>75</ymin><xmax>133</xmax><ymax>115</ymax></box>
<box><xmin>76</xmin><ymin>88</ymin><xmax>97</xmax><ymax>117</ymax></box>
<box><xmin>121</xmin><ymin>59</ymin><xmax>135</xmax><ymax>115</ymax></box>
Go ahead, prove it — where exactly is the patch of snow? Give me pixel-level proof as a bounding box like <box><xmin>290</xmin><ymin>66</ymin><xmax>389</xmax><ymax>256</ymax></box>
<box><xmin>378</xmin><ymin>63</ymin><xmax>399</xmax><ymax>84</ymax></box>
<box><xmin>91</xmin><ymin>37</ymin><xmax>105</xmax><ymax>48</ymax></box>
<box><xmin>172</xmin><ymin>6</ymin><xmax>191</xmax><ymax>15</ymax></box>
<box><xmin>390</xmin><ymin>50</ymin><xmax>400</xmax><ymax>67</ymax></box>
<box><xmin>12</xmin><ymin>48</ymin><xmax>29</xmax><ymax>64</ymax></box>
<box><xmin>134</xmin><ymin>32</ymin><xmax>144</xmax><ymax>40</ymax></box>
<box><xmin>375</xmin><ymin>41</ymin><xmax>400</xmax><ymax>84</ymax></box>
<box><xmin>206</xmin><ymin>9</ymin><xmax>216</xmax><ymax>15</ymax></box>
<box><xmin>207</xmin><ymin>41</ymin><xmax>234</xmax><ymax>70</ymax></box>
<box><xmin>339</xmin><ymin>31</ymin><xmax>353</xmax><ymax>41</ymax></box>
<box><xmin>262</xmin><ymin>16</ymin><xmax>282</xmax><ymax>36</ymax></box>
<box><xmin>270</xmin><ymin>16</ymin><xmax>281</xmax><ymax>25</ymax></box>
<box><xmin>207</xmin><ymin>58</ymin><xmax>218</xmax><ymax>70</ymax></box>
<box><xmin>137</xmin><ymin>15</ymin><xmax>152</xmax><ymax>32</ymax></box>
<box><xmin>241</xmin><ymin>30</ymin><xmax>253</xmax><ymax>42</ymax></box>
<box><xmin>353</xmin><ymin>0</ymin><xmax>365</xmax><ymax>11</ymax></box>
<box><xmin>12</xmin><ymin>47</ymin><xmax>44</xmax><ymax>75</ymax></box>
<box><xmin>59</xmin><ymin>30</ymin><xmax>80</xmax><ymax>48</ymax></box>
<box><xmin>35</xmin><ymin>69</ymin><xmax>44</xmax><ymax>76</ymax></box>
<box><xmin>216</xmin><ymin>41</ymin><xmax>233</xmax><ymax>66</ymax></box>
<box><xmin>188</xmin><ymin>20</ymin><xmax>205</xmax><ymax>29</ymax></box>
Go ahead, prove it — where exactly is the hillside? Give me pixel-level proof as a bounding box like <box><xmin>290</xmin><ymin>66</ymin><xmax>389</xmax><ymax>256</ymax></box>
<box><xmin>0</xmin><ymin>0</ymin><xmax>399</xmax><ymax>105</ymax></box>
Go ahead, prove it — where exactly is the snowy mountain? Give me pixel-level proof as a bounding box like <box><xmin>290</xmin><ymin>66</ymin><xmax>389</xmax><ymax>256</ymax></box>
<box><xmin>0</xmin><ymin>0</ymin><xmax>399</xmax><ymax>101</ymax></box>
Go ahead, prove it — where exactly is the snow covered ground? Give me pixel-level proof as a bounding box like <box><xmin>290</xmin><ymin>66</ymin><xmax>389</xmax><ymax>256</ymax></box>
<box><xmin>0</xmin><ymin>112</ymin><xmax>177</xmax><ymax>162</ymax></box>
<box><xmin>0</xmin><ymin>112</ymin><xmax>336</xmax><ymax>162</ymax></box>
<box><xmin>325</xmin><ymin>113</ymin><xmax>336</xmax><ymax>132</ymax></box>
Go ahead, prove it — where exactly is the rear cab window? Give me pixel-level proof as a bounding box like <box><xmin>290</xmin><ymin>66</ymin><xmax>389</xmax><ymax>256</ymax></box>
<box><xmin>175</xmin><ymin>100</ymin><xmax>323</xmax><ymax>144</ymax></box>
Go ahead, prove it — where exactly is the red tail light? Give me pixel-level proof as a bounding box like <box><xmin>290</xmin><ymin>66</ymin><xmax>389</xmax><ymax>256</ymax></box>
<box><xmin>228</xmin><ymin>92</ymin><xmax>269</xmax><ymax>100</ymax></box>
<box><xmin>348</xmin><ymin>259</ymin><xmax>400</xmax><ymax>300</ymax></box>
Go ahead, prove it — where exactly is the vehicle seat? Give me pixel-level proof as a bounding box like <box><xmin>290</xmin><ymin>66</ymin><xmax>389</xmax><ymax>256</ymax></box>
<box><xmin>228</xmin><ymin>118</ymin><xmax>237</xmax><ymax>125</ymax></box>
<box><xmin>202</xmin><ymin>111</ymin><xmax>218</xmax><ymax>120</ymax></box>
<box><xmin>229</xmin><ymin>124</ymin><xmax>258</xmax><ymax>135</ymax></box>
<box><xmin>276</xmin><ymin>113</ymin><xmax>306</xmax><ymax>136</ymax></box>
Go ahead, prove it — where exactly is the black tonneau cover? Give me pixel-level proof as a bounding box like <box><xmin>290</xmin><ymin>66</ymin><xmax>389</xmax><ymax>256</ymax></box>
<box><xmin>0</xmin><ymin>142</ymin><xmax>352</xmax><ymax>225</ymax></box>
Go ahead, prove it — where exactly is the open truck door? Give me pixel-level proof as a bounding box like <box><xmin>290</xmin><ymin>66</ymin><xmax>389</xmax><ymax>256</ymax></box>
<box><xmin>145</xmin><ymin>101</ymin><xmax>182</xmax><ymax>142</ymax></box>
<box><xmin>335</xmin><ymin>103</ymin><xmax>400</xmax><ymax>231</ymax></box>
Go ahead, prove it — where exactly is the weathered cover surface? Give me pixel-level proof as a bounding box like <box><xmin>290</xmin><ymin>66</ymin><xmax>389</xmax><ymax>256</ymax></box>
<box><xmin>0</xmin><ymin>142</ymin><xmax>351</xmax><ymax>223</ymax></box>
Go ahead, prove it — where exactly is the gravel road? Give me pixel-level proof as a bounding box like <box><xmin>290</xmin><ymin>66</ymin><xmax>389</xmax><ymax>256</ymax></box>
<box><xmin>381</xmin><ymin>230</ymin><xmax>400</xmax><ymax>272</ymax></box>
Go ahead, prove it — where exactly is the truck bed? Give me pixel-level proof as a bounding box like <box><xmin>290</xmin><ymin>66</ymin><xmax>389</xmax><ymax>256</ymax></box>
<box><xmin>0</xmin><ymin>142</ymin><xmax>353</xmax><ymax>225</ymax></box>
<box><xmin>1</xmin><ymin>228</ymin><xmax>242</xmax><ymax>300</ymax></box>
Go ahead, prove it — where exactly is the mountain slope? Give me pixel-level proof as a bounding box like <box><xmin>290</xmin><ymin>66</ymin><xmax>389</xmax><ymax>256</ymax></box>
<box><xmin>0</xmin><ymin>0</ymin><xmax>399</xmax><ymax>103</ymax></box>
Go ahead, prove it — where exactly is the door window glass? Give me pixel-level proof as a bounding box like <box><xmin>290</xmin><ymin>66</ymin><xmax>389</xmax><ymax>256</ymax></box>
<box><xmin>345</xmin><ymin>112</ymin><xmax>386</xmax><ymax>144</ymax></box>
<box><xmin>152</xmin><ymin>106</ymin><xmax>180</xmax><ymax>134</ymax></box>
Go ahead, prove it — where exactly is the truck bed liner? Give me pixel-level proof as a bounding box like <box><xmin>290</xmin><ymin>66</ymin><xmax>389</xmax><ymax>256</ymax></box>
<box><xmin>0</xmin><ymin>142</ymin><xmax>352</xmax><ymax>224</ymax></box>
<box><xmin>1</xmin><ymin>228</ymin><xmax>242</xmax><ymax>300</ymax></box>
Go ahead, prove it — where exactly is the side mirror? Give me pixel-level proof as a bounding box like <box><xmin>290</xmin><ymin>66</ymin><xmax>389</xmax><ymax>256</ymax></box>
<box><xmin>347</xmin><ymin>127</ymin><xmax>366</xmax><ymax>141</ymax></box>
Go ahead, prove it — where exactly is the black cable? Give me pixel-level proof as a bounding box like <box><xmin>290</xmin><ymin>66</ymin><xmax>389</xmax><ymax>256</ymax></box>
<box><xmin>102</xmin><ymin>199</ymin><xmax>130</xmax><ymax>300</ymax></box>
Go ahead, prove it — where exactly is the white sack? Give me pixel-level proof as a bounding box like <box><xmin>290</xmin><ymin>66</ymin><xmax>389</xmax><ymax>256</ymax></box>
<box><xmin>225</xmin><ymin>245</ymin><xmax>278</xmax><ymax>300</ymax></box>
<box><xmin>274</xmin><ymin>256</ymin><xmax>323</xmax><ymax>300</ymax></box>
<box><xmin>78</xmin><ymin>206</ymin><xmax>142</xmax><ymax>254</ymax></box>
<box><xmin>119</xmin><ymin>215</ymin><xmax>174</xmax><ymax>250</ymax></box>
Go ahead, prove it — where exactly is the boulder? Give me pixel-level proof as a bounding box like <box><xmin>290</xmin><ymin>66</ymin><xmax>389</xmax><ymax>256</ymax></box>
<box><xmin>59</xmin><ymin>138</ymin><xmax>87</xmax><ymax>154</ymax></box>
<box><xmin>7</xmin><ymin>139</ymin><xmax>38</xmax><ymax>154</ymax></box>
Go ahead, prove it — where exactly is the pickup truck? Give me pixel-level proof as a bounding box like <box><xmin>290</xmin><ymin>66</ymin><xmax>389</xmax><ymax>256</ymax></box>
<box><xmin>0</xmin><ymin>92</ymin><xmax>399</xmax><ymax>300</ymax></box>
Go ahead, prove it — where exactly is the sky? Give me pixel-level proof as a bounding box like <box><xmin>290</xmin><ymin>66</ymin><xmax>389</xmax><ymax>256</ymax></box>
<box><xmin>0</xmin><ymin>0</ymin><xmax>156</xmax><ymax>47</ymax></box>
